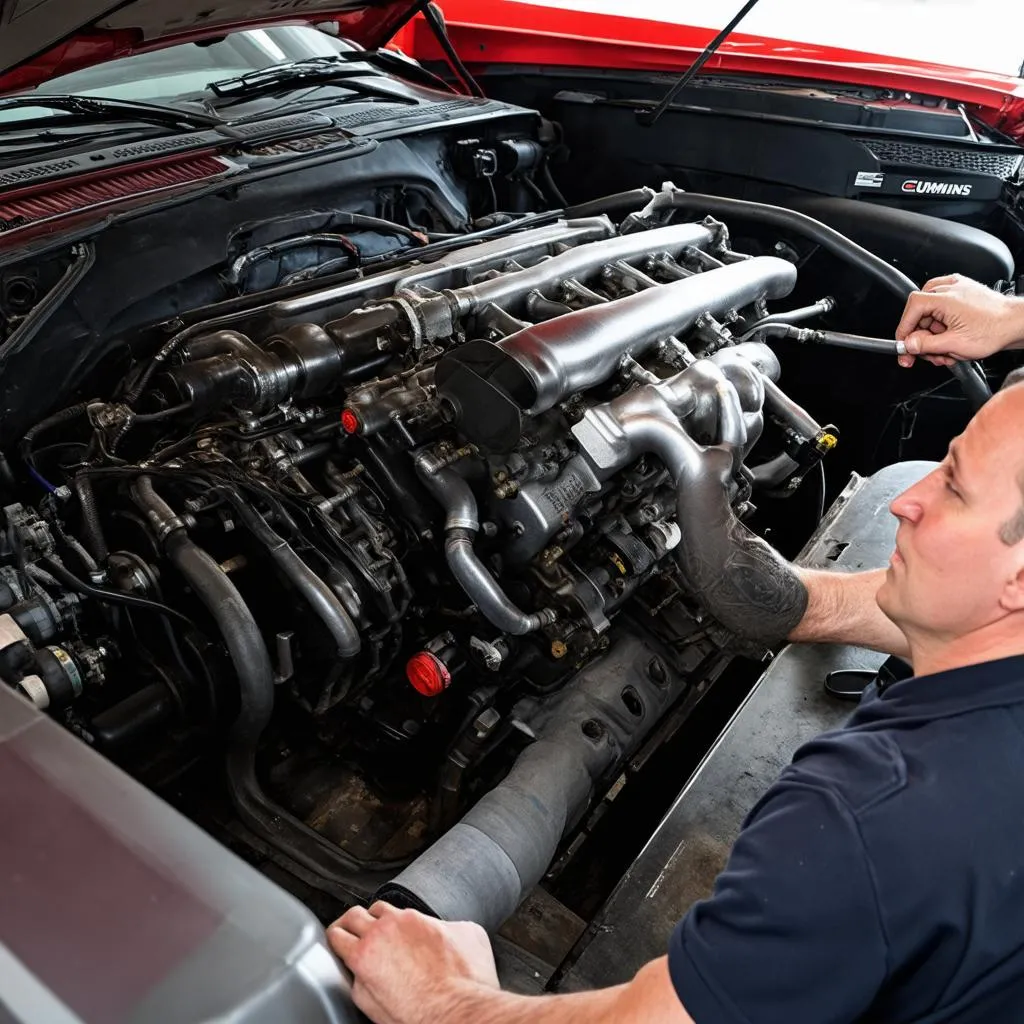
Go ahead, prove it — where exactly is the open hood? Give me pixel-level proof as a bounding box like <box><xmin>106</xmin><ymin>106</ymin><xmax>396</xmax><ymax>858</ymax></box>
<box><xmin>0</xmin><ymin>0</ymin><xmax>424</xmax><ymax>92</ymax></box>
<box><xmin>394</xmin><ymin>1</ymin><xmax>1024</xmax><ymax>141</ymax></box>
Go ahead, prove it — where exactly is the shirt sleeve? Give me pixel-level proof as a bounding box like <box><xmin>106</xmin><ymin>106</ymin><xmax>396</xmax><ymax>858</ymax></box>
<box><xmin>668</xmin><ymin>777</ymin><xmax>889</xmax><ymax>1024</ymax></box>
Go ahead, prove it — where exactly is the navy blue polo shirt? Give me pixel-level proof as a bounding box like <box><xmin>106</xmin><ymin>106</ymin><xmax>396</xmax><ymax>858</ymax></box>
<box><xmin>669</xmin><ymin>654</ymin><xmax>1024</xmax><ymax>1024</ymax></box>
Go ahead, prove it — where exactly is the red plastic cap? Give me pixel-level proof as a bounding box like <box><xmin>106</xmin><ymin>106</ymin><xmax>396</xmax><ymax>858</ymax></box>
<box><xmin>406</xmin><ymin>651</ymin><xmax>451</xmax><ymax>697</ymax></box>
<box><xmin>340</xmin><ymin>409</ymin><xmax>361</xmax><ymax>435</ymax></box>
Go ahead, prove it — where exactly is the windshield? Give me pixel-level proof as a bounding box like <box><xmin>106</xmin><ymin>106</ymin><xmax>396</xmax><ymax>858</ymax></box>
<box><xmin>512</xmin><ymin>0</ymin><xmax>1024</xmax><ymax>77</ymax></box>
<box><xmin>0</xmin><ymin>25</ymin><xmax>359</xmax><ymax>123</ymax></box>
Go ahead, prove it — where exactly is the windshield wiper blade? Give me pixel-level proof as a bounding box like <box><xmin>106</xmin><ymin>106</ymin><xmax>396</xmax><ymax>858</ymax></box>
<box><xmin>208</xmin><ymin>57</ymin><xmax>409</xmax><ymax>104</ymax></box>
<box><xmin>639</xmin><ymin>0</ymin><xmax>763</xmax><ymax>127</ymax></box>
<box><xmin>0</xmin><ymin>94</ymin><xmax>225</xmax><ymax>133</ymax></box>
<box><xmin>0</xmin><ymin>123</ymin><xmax>157</xmax><ymax>148</ymax></box>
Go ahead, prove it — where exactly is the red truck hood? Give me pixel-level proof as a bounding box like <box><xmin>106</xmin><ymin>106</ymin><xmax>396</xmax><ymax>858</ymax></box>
<box><xmin>0</xmin><ymin>0</ymin><xmax>424</xmax><ymax>92</ymax></box>
<box><xmin>0</xmin><ymin>0</ymin><xmax>1023</xmax><ymax>140</ymax></box>
<box><xmin>395</xmin><ymin>1</ymin><xmax>1024</xmax><ymax>141</ymax></box>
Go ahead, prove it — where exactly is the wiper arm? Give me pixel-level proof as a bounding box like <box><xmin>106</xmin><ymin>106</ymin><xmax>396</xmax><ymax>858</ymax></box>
<box><xmin>0</xmin><ymin>94</ymin><xmax>226</xmax><ymax>133</ymax></box>
<box><xmin>639</xmin><ymin>0</ymin><xmax>763</xmax><ymax>127</ymax></box>
<box><xmin>333</xmin><ymin>49</ymin><xmax>457</xmax><ymax>95</ymax></box>
<box><xmin>209</xmin><ymin>57</ymin><xmax>411</xmax><ymax>104</ymax></box>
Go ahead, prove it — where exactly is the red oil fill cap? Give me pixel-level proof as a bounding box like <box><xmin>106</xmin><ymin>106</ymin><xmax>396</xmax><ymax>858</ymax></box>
<box><xmin>406</xmin><ymin>651</ymin><xmax>451</xmax><ymax>697</ymax></box>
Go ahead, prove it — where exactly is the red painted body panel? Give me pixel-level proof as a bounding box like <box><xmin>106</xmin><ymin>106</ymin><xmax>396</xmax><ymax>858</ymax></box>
<box><xmin>0</xmin><ymin>1</ymin><xmax>1020</xmax><ymax>139</ymax></box>
<box><xmin>392</xmin><ymin>1</ymin><xmax>1024</xmax><ymax>139</ymax></box>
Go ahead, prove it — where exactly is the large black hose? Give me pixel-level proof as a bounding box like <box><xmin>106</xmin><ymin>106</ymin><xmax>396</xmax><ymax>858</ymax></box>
<box><xmin>621</xmin><ymin>189</ymin><xmax>922</xmax><ymax>300</ymax></box>
<box><xmin>163</xmin><ymin>531</ymin><xmax>271</xmax><ymax>764</ymax></box>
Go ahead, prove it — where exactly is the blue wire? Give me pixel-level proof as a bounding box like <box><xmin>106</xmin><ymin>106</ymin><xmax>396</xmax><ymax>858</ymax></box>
<box><xmin>28</xmin><ymin>466</ymin><xmax>57</xmax><ymax>493</ymax></box>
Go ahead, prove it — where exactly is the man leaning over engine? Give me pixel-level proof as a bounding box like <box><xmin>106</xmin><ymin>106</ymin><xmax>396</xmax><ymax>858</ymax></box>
<box><xmin>327</xmin><ymin>277</ymin><xmax>1024</xmax><ymax>1024</ymax></box>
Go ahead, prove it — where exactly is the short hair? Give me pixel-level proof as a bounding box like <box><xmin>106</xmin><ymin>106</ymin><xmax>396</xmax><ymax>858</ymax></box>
<box><xmin>999</xmin><ymin>469</ymin><xmax>1024</xmax><ymax>546</ymax></box>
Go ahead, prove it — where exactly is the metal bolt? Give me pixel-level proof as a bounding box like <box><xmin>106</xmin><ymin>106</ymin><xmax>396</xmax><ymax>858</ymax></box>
<box><xmin>551</xmin><ymin>640</ymin><xmax>568</xmax><ymax>659</ymax></box>
<box><xmin>494</xmin><ymin>481</ymin><xmax>520</xmax><ymax>499</ymax></box>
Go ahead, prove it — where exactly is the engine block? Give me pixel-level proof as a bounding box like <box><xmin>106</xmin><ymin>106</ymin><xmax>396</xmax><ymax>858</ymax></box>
<box><xmin>0</xmin><ymin>198</ymin><xmax>836</xmax><ymax>925</ymax></box>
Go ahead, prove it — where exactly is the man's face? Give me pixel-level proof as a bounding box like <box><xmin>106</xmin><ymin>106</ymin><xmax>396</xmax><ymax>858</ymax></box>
<box><xmin>876</xmin><ymin>386</ymin><xmax>1024</xmax><ymax>641</ymax></box>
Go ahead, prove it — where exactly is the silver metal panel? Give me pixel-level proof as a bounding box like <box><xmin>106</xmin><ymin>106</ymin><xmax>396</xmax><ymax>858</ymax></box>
<box><xmin>557</xmin><ymin>460</ymin><xmax>935</xmax><ymax>992</ymax></box>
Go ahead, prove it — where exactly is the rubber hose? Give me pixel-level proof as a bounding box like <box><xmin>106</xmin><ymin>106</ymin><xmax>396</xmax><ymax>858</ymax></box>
<box><xmin>38</xmin><ymin>555</ymin><xmax>196</xmax><ymax>630</ymax></box>
<box><xmin>74</xmin><ymin>474</ymin><xmax>109</xmax><ymax>565</ymax></box>
<box><xmin>564</xmin><ymin>188</ymin><xmax>655</xmax><ymax>220</ymax></box>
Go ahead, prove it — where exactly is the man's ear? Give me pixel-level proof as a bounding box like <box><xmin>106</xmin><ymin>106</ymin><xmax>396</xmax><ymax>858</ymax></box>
<box><xmin>999</xmin><ymin>559</ymin><xmax>1024</xmax><ymax>613</ymax></box>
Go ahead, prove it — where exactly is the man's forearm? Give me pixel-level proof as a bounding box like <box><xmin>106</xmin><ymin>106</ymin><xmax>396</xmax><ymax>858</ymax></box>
<box><xmin>446</xmin><ymin>982</ymin><xmax>623</xmax><ymax>1024</ymax></box>
<box><xmin>788</xmin><ymin>567</ymin><xmax>910</xmax><ymax>658</ymax></box>
<box><xmin>441</xmin><ymin>958</ymin><xmax>691</xmax><ymax>1024</ymax></box>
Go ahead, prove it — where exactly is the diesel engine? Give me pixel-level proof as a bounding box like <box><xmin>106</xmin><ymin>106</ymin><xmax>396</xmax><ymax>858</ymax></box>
<box><xmin>0</xmin><ymin>188</ymin><xmax>843</xmax><ymax>926</ymax></box>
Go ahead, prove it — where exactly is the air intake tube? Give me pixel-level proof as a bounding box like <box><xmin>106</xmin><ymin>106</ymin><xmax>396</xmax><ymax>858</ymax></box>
<box><xmin>376</xmin><ymin>635</ymin><xmax>686</xmax><ymax>931</ymax></box>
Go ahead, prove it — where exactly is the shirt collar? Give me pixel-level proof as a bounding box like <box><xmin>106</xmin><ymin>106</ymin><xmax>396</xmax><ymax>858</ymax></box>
<box><xmin>854</xmin><ymin>654</ymin><xmax>1024</xmax><ymax>724</ymax></box>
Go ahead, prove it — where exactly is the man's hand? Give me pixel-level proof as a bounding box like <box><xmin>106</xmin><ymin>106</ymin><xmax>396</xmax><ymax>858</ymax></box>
<box><xmin>895</xmin><ymin>274</ymin><xmax>1024</xmax><ymax>369</ymax></box>
<box><xmin>328</xmin><ymin>902</ymin><xmax>498</xmax><ymax>1024</ymax></box>
<box><xmin>330</xmin><ymin>906</ymin><xmax>692</xmax><ymax>1024</ymax></box>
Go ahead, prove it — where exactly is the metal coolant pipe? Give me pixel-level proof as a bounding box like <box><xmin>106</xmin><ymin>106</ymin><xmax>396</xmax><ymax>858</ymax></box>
<box><xmin>413</xmin><ymin>451</ymin><xmax>556</xmax><ymax>636</ymax></box>
<box><xmin>272</xmin><ymin>218</ymin><xmax>616</xmax><ymax>317</ymax></box>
